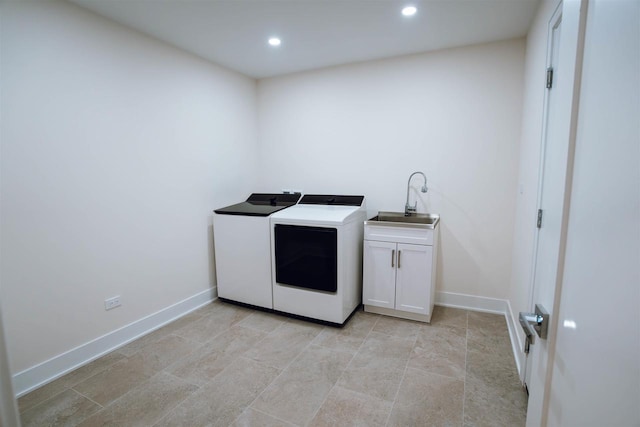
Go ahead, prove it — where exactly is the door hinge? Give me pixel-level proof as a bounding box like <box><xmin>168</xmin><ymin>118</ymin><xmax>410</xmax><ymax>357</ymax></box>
<box><xmin>537</xmin><ymin>209</ymin><xmax>543</xmax><ymax>228</ymax></box>
<box><xmin>546</xmin><ymin>67</ymin><xmax>554</xmax><ymax>89</ymax></box>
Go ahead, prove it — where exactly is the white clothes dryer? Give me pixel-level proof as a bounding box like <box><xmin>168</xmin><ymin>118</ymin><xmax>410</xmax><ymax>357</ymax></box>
<box><xmin>270</xmin><ymin>195</ymin><xmax>366</xmax><ymax>324</ymax></box>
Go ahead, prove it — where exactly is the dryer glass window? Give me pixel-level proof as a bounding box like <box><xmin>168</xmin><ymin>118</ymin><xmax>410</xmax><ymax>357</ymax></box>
<box><xmin>274</xmin><ymin>224</ymin><xmax>337</xmax><ymax>292</ymax></box>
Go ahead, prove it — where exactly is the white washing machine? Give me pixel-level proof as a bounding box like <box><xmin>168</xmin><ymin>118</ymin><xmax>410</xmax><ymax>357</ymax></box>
<box><xmin>213</xmin><ymin>193</ymin><xmax>300</xmax><ymax>309</ymax></box>
<box><xmin>270</xmin><ymin>195</ymin><xmax>366</xmax><ymax>324</ymax></box>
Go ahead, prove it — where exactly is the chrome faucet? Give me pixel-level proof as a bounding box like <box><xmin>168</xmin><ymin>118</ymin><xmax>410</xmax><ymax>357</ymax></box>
<box><xmin>405</xmin><ymin>171</ymin><xmax>428</xmax><ymax>216</ymax></box>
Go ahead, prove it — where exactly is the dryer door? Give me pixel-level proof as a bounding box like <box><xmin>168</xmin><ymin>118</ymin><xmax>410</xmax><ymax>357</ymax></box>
<box><xmin>274</xmin><ymin>224</ymin><xmax>337</xmax><ymax>292</ymax></box>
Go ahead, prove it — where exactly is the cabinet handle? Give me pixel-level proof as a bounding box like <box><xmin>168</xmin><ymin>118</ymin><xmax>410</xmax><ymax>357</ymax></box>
<box><xmin>391</xmin><ymin>249</ymin><xmax>395</xmax><ymax>267</ymax></box>
<box><xmin>398</xmin><ymin>250</ymin><xmax>401</xmax><ymax>268</ymax></box>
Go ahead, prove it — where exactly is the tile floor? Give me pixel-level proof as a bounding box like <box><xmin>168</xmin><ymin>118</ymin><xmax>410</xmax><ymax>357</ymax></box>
<box><xmin>18</xmin><ymin>301</ymin><xmax>527</xmax><ymax>427</ymax></box>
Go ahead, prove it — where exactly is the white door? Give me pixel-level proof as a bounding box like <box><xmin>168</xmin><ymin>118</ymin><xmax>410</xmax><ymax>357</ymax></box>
<box><xmin>545</xmin><ymin>1</ymin><xmax>640</xmax><ymax>424</ymax></box>
<box><xmin>524</xmin><ymin>1</ymin><xmax>586</xmax><ymax>426</ymax></box>
<box><xmin>0</xmin><ymin>304</ymin><xmax>21</xmax><ymax>426</ymax></box>
<box><xmin>524</xmin><ymin>4</ymin><xmax>563</xmax><ymax>398</ymax></box>
<box><xmin>362</xmin><ymin>240</ymin><xmax>396</xmax><ymax>309</ymax></box>
<box><xmin>395</xmin><ymin>243</ymin><xmax>432</xmax><ymax>315</ymax></box>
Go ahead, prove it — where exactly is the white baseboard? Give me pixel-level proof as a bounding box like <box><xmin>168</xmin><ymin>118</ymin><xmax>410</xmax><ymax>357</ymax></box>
<box><xmin>15</xmin><ymin>288</ymin><xmax>525</xmax><ymax>397</ymax></box>
<box><xmin>435</xmin><ymin>291</ymin><xmax>507</xmax><ymax>314</ymax></box>
<box><xmin>505</xmin><ymin>299</ymin><xmax>525</xmax><ymax>378</ymax></box>
<box><xmin>13</xmin><ymin>287</ymin><xmax>216</xmax><ymax>397</ymax></box>
<box><xmin>435</xmin><ymin>291</ymin><xmax>524</xmax><ymax>377</ymax></box>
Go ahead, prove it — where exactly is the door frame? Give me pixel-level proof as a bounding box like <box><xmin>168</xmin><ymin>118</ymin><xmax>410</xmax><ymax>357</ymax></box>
<box><xmin>523</xmin><ymin>1</ymin><xmax>564</xmax><ymax>389</ymax></box>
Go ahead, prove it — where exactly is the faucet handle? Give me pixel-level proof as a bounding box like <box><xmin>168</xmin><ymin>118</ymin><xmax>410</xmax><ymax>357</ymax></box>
<box><xmin>404</xmin><ymin>202</ymin><xmax>417</xmax><ymax>216</ymax></box>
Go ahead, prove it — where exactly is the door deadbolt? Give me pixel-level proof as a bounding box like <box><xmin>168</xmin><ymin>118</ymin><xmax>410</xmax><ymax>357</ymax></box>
<box><xmin>519</xmin><ymin>304</ymin><xmax>549</xmax><ymax>353</ymax></box>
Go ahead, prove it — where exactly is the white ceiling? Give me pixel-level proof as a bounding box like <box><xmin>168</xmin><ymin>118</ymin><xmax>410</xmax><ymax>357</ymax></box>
<box><xmin>69</xmin><ymin>0</ymin><xmax>540</xmax><ymax>79</ymax></box>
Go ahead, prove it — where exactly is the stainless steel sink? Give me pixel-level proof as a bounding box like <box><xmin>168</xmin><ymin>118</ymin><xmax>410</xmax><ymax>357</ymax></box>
<box><xmin>365</xmin><ymin>211</ymin><xmax>440</xmax><ymax>229</ymax></box>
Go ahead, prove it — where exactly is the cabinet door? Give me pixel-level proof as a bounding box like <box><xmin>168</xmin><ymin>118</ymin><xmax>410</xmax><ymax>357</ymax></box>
<box><xmin>395</xmin><ymin>243</ymin><xmax>432</xmax><ymax>315</ymax></box>
<box><xmin>363</xmin><ymin>240</ymin><xmax>397</xmax><ymax>309</ymax></box>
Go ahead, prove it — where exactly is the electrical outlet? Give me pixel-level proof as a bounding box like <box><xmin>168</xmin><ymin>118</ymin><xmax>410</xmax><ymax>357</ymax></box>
<box><xmin>104</xmin><ymin>296</ymin><xmax>121</xmax><ymax>311</ymax></box>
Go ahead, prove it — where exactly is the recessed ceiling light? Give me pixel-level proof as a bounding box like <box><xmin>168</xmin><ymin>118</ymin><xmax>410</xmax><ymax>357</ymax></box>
<box><xmin>268</xmin><ymin>37</ymin><xmax>281</xmax><ymax>47</ymax></box>
<box><xmin>402</xmin><ymin>6</ymin><xmax>417</xmax><ymax>17</ymax></box>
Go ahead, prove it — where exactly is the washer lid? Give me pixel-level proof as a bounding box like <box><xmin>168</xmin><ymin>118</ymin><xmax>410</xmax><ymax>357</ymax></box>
<box><xmin>214</xmin><ymin>193</ymin><xmax>301</xmax><ymax>216</ymax></box>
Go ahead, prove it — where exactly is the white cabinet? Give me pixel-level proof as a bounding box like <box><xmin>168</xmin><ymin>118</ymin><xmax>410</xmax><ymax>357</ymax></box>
<box><xmin>363</xmin><ymin>240</ymin><xmax>397</xmax><ymax>309</ymax></box>
<box><xmin>395</xmin><ymin>243</ymin><xmax>433</xmax><ymax>314</ymax></box>
<box><xmin>363</xmin><ymin>220</ymin><xmax>438</xmax><ymax>322</ymax></box>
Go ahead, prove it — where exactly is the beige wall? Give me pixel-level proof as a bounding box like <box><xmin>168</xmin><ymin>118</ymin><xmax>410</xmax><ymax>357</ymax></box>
<box><xmin>1</xmin><ymin>0</ymin><xmax>258</xmax><ymax>373</ymax></box>
<box><xmin>2</xmin><ymin>0</ymin><xmax>530</xmax><ymax>393</ymax></box>
<box><xmin>257</xmin><ymin>39</ymin><xmax>526</xmax><ymax>300</ymax></box>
